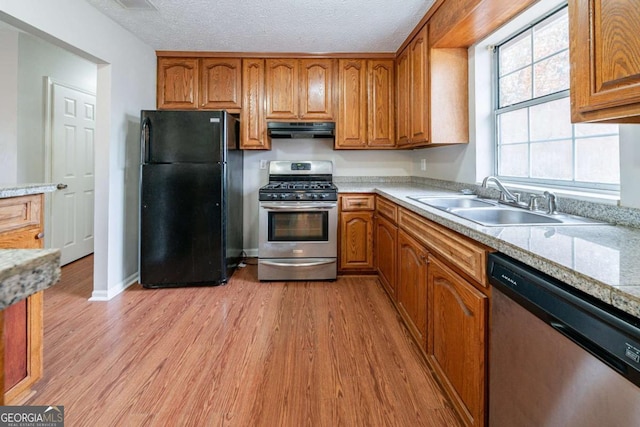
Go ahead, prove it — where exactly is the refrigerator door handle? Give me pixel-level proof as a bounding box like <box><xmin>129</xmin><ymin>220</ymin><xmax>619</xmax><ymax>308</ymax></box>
<box><xmin>141</xmin><ymin>117</ymin><xmax>151</xmax><ymax>164</ymax></box>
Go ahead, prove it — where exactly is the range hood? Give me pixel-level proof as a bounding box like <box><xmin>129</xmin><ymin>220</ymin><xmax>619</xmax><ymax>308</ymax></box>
<box><xmin>267</xmin><ymin>122</ymin><xmax>335</xmax><ymax>139</ymax></box>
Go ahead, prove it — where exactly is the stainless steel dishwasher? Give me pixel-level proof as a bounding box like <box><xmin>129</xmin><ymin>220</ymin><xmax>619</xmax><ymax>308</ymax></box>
<box><xmin>487</xmin><ymin>253</ymin><xmax>640</xmax><ymax>427</ymax></box>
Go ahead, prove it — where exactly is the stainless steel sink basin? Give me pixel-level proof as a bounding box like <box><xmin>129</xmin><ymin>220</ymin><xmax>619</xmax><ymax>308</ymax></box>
<box><xmin>408</xmin><ymin>195</ymin><xmax>606</xmax><ymax>226</ymax></box>
<box><xmin>409</xmin><ymin>196</ymin><xmax>496</xmax><ymax>209</ymax></box>
<box><xmin>449</xmin><ymin>207</ymin><xmax>562</xmax><ymax>226</ymax></box>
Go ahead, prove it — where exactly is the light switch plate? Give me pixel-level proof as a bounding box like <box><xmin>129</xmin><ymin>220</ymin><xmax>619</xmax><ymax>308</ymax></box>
<box><xmin>259</xmin><ymin>160</ymin><xmax>268</xmax><ymax>170</ymax></box>
<box><xmin>420</xmin><ymin>159</ymin><xmax>427</xmax><ymax>171</ymax></box>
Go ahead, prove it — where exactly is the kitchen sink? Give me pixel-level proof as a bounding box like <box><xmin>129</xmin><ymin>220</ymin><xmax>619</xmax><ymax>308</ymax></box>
<box><xmin>409</xmin><ymin>196</ymin><xmax>496</xmax><ymax>209</ymax></box>
<box><xmin>449</xmin><ymin>208</ymin><xmax>562</xmax><ymax>226</ymax></box>
<box><xmin>408</xmin><ymin>195</ymin><xmax>606</xmax><ymax>226</ymax></box>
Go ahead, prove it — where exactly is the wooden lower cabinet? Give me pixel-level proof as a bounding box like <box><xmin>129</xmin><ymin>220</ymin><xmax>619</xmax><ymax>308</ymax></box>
<box><xmin>339</xmin><ymin>211</ymin><xmax>374</xmax><ymax>272</ymax></box>
<box><xmin>339</xmin><ymin>194</ymin><xmax>375</xmax><ymax>272</ymax></box>
<box><xmin>375</xmin><ymin>214</ymin><xmax>397</xmax><ymax>298</ymax></box>
<box><xmin>396</xmin><ymin>229</ymin><xmax>428</xmax><ymax>352</ymax></box>
<box><xmin>428</xmin><ymin>255</ymin><xmax>487</xmax><ymax>427</ymax></box>
<box><xmin>0</xmin><ymin>194</ymin><xmax>45</xmax><ymax>403</ymax></box>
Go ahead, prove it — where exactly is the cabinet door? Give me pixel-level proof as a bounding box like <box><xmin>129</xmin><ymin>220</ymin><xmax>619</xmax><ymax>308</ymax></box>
<box><xmin>200</xmin><ymin>58</ymin><xmax>242</xmax><ymax>110</ymax></box>
<box><xmin>368</xmin><ymin>60</ymin><xmax>396</xmax><ymax>148</ymax></box>
<box><xmin>241</xmin><ymin>59</ymin><xmax>269</xmax><ymax>150</ymax></box>
<box><xmin>569</xmin><ymin>0</ymin><xmax>640</xmax><ymax>122</ymax></box>
<box><xmin>397</xmin><ymin>230</ymin><xmax>428</xmax><ymax>351</ymax></box>
<box><xmin>339</xmin><ymin>211</ymin><xmax>374</xmax><ymax>271</ymax></box>
<box><xmin>410</xmin><ymin>26</ymin><xmax>429</xmax><ymax>145</ymax></box>
<box><xmin>396</xmin><ymin>48</ymin><xmax>411</xmax><ymax>147</ymax></box>
<box><xmin>375</xmin><ymin>215</ymin><xmax>397</xmax><ymax>299</ymax></box>
<box><xmin>336</xmin><ymin>59</ymin><xmax>368</xmax><ymax>148</ymax></box>
<box><xmin>157</xmin><ymin>57</ymin><xmax>199</xmax><ymax>109</ymax></box>
<box><xmin>265</xmin><ymin>59</ymin><xmax>299</xmax><ymax>119</ymax></box>
<box><xmin>428</xmin><ymin>255</ymin><xmax>487</xmax><ymax>427</ymax></box>
<box><xmin>299</xmin><ymin>59</ymin><xmax>335</xmax><ymax>120</ymax></box>
<box><xmin>0</xmin><ymin>195</ymin><xmax>44</xmax><ymax>403</ymax></box>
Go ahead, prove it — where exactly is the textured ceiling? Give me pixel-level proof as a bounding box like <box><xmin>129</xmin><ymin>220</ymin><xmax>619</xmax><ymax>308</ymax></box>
<box><xmin>84</xmin><ymin>0</ymin><xmax>436</xmax><ymax>53</ymax></box>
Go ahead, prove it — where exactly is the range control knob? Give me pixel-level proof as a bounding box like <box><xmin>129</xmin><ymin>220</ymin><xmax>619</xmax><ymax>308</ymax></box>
<box><xmin>280</xmin><ymin>194</ymin><xmax>288</xmax><ymax>199</ymax></box>
<box><xmin>296</xmin><ymin>194</ymin><xmax>303</xmax><ymax>200</ymax></box>
<box><xmin>311</xmin><ymin>194</ymin><xmax>319</xmax><ymax>199</ymax></box>
<box><xmin>321</xmin><ymin>194</ymin><xmax>328</xmax><ymax>199</ymax></box>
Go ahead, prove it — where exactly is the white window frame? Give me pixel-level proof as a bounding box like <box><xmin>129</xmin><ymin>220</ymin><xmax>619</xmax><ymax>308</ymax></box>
<box><xmin>493</xmin><ymin>4</ymin><xmax>620</xmax><ymax>193</ymax></box>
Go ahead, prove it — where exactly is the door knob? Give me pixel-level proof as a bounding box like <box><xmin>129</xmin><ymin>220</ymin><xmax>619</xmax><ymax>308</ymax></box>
<box><xmin>57</xmin><ymin>183</ymin><xmax>68</xmax><ymax>190</ymax></box>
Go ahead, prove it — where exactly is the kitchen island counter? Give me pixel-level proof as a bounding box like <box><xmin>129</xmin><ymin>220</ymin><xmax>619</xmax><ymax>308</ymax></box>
<box><xmin>336</xmin><ymin>180</ymin><xmax>640</xmax><ymax>319</ymax></box>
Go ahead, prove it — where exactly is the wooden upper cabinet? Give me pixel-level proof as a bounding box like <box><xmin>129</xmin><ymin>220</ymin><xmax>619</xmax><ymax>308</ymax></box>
<box><xmin>336</xmin><ymin>59</ymin><xmax>396</xmax><ymax>149</ymax></box>
<box><xmin>337</xmin><ymin>59</ymin><xmax>368</xmax><ymax>148</ymax></box>
<box><xmin>200</xmin><ymin>58</ymin><xmax>241</xmax><ymax>110</ymax></box>
<box><xmin>410</xmin><ymin>26</ymin><xmax>429</xmax><ymax>146</ymax></box>
<box><xmin>368</xmin><ymin>60</ymin><xmax>395</xmax><ymax>147</ymax></box>
<box><xmin>265</xmin><ymin>59</ymin><xmax>299</xmax><ymax>119</ymax></box>
<box><xmin>157</xmin><ymin>57</ymin><xmax>199</xmax><ymax>109</ymax></box>
<box><xmin>299</xmin><ymin>59</ymin><xmax>335</xmax><ymax>120</ymax></box>
<box><xmin>265</xmin><ymin>58</ymin><xmax>335</xmax><ymax>121</ymax></box>
<box><xmin>241</xmin><ymin>59</ymin><xmax>269</xmax><ymax>150</ymax></box>
<box><xmin>396</xmin><ymin>48</ymin><xmax>411</xmax><ymax>147</ymax></box>
<box><xmin>569</xmin><ymin>0</ymin><xmax>640</xmax><ymax>123</ymax></box>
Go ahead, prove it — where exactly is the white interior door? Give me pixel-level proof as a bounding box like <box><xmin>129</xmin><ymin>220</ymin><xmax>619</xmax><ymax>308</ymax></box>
<box><xmin>50</xmin><ymin>83</ymin><xmax>96</xmax><ymax>265</ymax></box>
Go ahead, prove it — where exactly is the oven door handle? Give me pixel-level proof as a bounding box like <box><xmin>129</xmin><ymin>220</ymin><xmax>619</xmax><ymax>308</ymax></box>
<box><xmin>260</xmin><ymin>204</ymin><xmax>336</xmax><ymax>210</ymax></box>
<box><xmin>260</xmin><ymin>260</ymin><xmax>336</xmax><ymax>268</ymax></box>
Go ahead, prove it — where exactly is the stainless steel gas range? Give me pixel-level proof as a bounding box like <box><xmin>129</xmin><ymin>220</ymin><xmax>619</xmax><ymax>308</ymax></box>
<box><xmin>258</xmin><ymin>160</ymin><xmax>338</xmax><ymax>281</ymax></box>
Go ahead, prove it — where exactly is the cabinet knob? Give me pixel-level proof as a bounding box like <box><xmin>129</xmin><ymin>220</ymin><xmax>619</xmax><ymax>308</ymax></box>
<box><xmin>35</xmin><ymin>232</ymin><xmax>44</xmax><ymax>240</ymax></box>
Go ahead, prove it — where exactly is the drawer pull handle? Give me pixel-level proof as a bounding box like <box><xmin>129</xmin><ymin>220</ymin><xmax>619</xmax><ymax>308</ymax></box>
<box><xmin>35</xmin><ymin>232</ymin><xmax>44</xmax><ymax>240</ymax></box>
<box><xmin>57</xmin><ymin>183</ymin><xmax>68</xmax><ymax>190</ymax></box>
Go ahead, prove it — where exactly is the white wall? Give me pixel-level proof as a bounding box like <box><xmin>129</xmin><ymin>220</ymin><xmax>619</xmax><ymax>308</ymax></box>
<box><xmin>0</xmin><ymin>0</ymin><xmax>157</xmax><ymax>299</ymax></box>
<box><xmin>243</xmin><ymin>140</ymin><xmax>412</xmax><ymax>252</ymax></box>
<box><xmin>0</xmin><ymin>28</ymin><xmax>18</xmax><ymax>183</ymax></box>
<box><xmin>17</xmin><ymin>31</ymin><xmax>97</xmax><ymax>183</ymax></box>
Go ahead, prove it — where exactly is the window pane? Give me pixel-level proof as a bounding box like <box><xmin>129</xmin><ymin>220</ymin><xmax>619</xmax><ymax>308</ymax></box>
<box><xmin>529</xmin><ymin>97</ymin><xmax>571</xmax><ymax>141</ymax></box>
<box><xmin>499</xmin><ymin>109</ymin><xmax>528</xmax><ymax>144</ymax></box>
<box><xmin>499</xmin><ymin>67</ymin><xmax>532</xmax><ymax>106</ymax></box>
<box><xmin>530</xmin><ymin>139</ymin><xmax>573</xmax><ymax>180</ymax></box>
<box><xmin>533</xmin><ymin>8</ymin><xmax>569</xmax><ymax>61</ymax></box>
<box><xmin>576</xmin><ymin>136</ymin><xmax>620</xmax><ymax>184</ymax></box>
<box><xmin>534</xmin><ymin>50</ymin><xmax>569</xmax><ymax>97</ymax></box>
<box><xmin>575</xmin><ymin>122</ymin><xmax>619</xmax><ymax>137</ymax></box>
<box><xmin>499</xmin><ymin>32</ymin><xmax>532</xmax><ymax>76</ymax></box>
<box><xmin>499</xmin><ymin>144</ymin><xmax>529</xmax><ymax>177</ymax></box>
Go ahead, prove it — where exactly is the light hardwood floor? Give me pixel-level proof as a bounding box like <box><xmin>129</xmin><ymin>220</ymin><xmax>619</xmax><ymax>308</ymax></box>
<box><xmin>27</xmin><ymin>255</ymin><xmax>461</xmax><ymax>426</ymax></box>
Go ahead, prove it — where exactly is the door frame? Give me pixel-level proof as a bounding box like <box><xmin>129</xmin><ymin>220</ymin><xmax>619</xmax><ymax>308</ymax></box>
<box><xmin>42</xmin><ymin>77</ymin><xmax>97</xmax><ymax>250</ymax></box>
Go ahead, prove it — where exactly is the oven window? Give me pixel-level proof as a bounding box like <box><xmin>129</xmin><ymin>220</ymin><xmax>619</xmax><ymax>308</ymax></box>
<box><xmin>268</xmin><ymin>211</ymin><xmax>328</xmax><ymax>241</ymax></box>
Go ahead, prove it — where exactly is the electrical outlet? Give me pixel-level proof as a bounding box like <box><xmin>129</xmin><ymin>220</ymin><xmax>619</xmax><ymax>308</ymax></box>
<box><xmin>420</xmin><ymin>159</ymin><xmax>427</xmax><ymax>171</ymax></box>
<box><xmin>259</xmin><ymin>160</ymin><xmax>268</xmax><ymax>170</ymax></box>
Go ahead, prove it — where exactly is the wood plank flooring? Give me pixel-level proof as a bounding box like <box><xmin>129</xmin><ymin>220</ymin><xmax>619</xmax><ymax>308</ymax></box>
<box><xmin>27</xmin><ymin>256</ymin><xmax>461</xmax><ymax>426</ymax></box>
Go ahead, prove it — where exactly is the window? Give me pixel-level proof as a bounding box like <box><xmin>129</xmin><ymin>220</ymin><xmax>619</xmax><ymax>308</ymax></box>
<box><xmin>495</xmin><ymin>6</ymin><xmax>620</xmax><ymax>191</ymax></box>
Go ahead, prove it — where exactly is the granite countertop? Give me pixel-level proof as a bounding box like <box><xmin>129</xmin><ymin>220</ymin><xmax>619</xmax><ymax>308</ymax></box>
<box><xmin>336</xmin><ymin>181</ymin><xmax>640</xmax><ymax>319</ymax></box>
<box><xmin>0</xmin><ymin>249</ymin><xmax>61</xmax><ymax>310</ymax></box>
<box><xmin>0</xmin><ymin>183</ymin><xmax>57</xmax><ymax>199</ymax></box>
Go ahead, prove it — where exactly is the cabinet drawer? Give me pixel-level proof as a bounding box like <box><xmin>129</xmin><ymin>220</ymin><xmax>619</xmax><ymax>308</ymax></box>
<box><xmin>376</xmin><ymin>196</ymin><xmax>398</xmax><ymax>223</ymax></box>
<box><xmin>0</xmin><ymin>195</ymin><xmax>42</xmax><ymax>233</ymax></box>
<box><xmin>340</xmin><ymin>194</ymin><xmax>375</xmax><ymax>211</ymax></box>
<box><xmin>399</xmin><ymin>207</ymin><xmax>489</xmax><ymax>287</ymax></box>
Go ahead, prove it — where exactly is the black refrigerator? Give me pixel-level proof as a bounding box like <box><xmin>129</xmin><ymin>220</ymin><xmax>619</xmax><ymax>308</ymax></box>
<box><xmin>139</xmin><ymin>110</ymin><xmax>243</xmax><ymax>288</ymax></box>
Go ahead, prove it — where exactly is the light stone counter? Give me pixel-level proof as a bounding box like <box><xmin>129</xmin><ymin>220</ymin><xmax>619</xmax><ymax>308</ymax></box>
<box><xmin>0</xmin><ymin>249</ymin><xmax>61</xmax><ymax>310</ymax></box>
<box><xmin>0</xmin><ymin>183</ymin><xmax>57</xmax><ymax>199</ymax></box>
<box><xmin>336</xmin><ymin>180</ymin><xmax>640</xmax><ymax>319</ymax></box>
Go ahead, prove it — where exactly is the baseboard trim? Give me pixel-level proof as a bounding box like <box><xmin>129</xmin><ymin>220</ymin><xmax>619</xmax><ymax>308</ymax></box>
<box><xmin>89</xmin><ymin>272</ymin><xmax>138</xmax><ymax>301</ymax></box>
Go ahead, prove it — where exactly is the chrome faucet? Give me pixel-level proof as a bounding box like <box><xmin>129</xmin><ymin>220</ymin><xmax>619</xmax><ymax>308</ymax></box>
<box><xmin>481</xmin><ymin>176</ymin><xmax>520</xmax><ymax>204</ymax></box>
<box><xmin>543</xmin><ymin>191</ymin><xmax>558</xmax><ymax>214</ymax></box>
